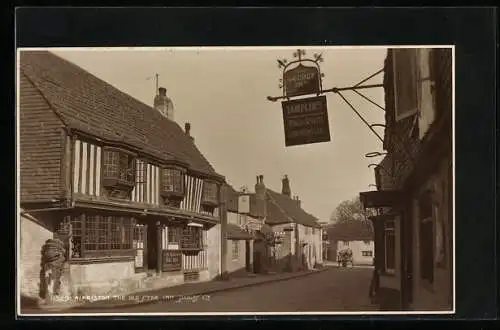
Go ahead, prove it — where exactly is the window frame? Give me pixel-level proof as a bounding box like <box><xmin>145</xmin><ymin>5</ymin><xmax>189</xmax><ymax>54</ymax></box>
<box><xmin>362</xmin><ymin>250</ymin><xmax>373</xmax><ymax>257</ymax></box>
<box><xmin>231</xmin><ymin>240</ymin><xmax>239</xmax><ymax>260</ymax></box>
<box><xmin>392</xmin><ymin>48</ymin><xmax>419</xmax><ymax>122</ymax></box>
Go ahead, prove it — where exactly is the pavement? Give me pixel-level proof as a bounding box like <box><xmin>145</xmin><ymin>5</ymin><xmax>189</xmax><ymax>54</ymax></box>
<box><xmin>20</xmin><ymin>266</ymin><xmax>378</xmax><ymax>314</ymax></box>
<box><xmin>21</xmin><ymin>267</ymin><xmax>329</xmax><ymax>314</ymax></box>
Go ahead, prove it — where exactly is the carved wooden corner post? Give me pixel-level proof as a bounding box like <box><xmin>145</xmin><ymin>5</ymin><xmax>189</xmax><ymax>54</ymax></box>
<box><xmin>40</xmin><ymin>237</ymin><xmax>66</xmax><ymax>304</ymax></box>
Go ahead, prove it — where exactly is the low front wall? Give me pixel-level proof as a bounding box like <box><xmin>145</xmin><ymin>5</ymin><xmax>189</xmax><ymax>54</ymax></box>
<box><xmin>69</xmin><ymin>259</ymin><xmax>140</xmax><ymax>296</ymax></box>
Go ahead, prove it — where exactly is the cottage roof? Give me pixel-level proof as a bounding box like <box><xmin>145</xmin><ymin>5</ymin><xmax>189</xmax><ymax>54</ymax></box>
<box><xmin>265</xmin><ymin>189</ymin><xmax>321</xmax><ymax>228</ymax></box>
<box><xmin>20</xmin><ymin>51</ymin><xmax>223</xmax><ymax>180</ymax></box>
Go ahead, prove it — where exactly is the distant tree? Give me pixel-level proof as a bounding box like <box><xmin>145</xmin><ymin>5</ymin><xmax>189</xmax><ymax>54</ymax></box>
<box><xmin>327</xmin><ymin>196</ymin><xmax>375</xmax><ymax>254</ymax></box>
<box><xmin>330</xmin><ymin>196</ymin><xmax>376</xmax><ymax>224</ymax></box>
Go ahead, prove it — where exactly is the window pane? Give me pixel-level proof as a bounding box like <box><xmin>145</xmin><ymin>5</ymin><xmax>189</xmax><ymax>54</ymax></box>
<box><xmin>163</xmin><ymin>168</ymin><xmax>182</xmax><ymax>193</ymax></box>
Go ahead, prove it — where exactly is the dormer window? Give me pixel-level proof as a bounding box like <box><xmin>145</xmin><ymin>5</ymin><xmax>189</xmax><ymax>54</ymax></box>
<box><xmin>161</xmin><ymin>166</ymin><xmax>186</xmax><ymax>207</ymax></box>
<box><xmin>201</xmin><ymin>180</ymin><xmax>219</xmax><ymax>207</ymax></box>
<box><xmin>102</xmin><ymin>148</ymin><xmax>136</xmax><ymax>199</ymax></box>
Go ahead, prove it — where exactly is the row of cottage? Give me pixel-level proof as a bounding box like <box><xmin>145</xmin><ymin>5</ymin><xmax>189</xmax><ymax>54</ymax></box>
<box><xmin>18</xmin><ymin>51</ymin><xmax>323</xmax><ymax>304</ymax></box>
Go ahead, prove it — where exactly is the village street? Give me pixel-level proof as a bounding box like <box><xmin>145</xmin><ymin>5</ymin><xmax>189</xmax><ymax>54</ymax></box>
<box><xmin>41</xmin><ymin>266</ymin><xmax>377</xmax><ymax>314</ymax></box>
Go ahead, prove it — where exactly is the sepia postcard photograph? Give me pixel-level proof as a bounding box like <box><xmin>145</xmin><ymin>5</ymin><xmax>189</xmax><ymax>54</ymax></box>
<box><xmin>16</xmin><ymin>45</ymin><xmax>454</xmax><ymax>317</ymax></box>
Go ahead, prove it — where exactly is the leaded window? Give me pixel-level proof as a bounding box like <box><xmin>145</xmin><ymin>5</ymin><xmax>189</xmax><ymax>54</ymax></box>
<box><xmin>202</xmin><ymin>181</ymin><xmax>219</xmax><ymax>206</ymax></box>
<box><xmin>70</xmin><ymin>213</ymin><xmax>134</xmax><ymax>258</ymax></box>
<box><xmin>102</xmin><ymin>148</ymin><xmax>136</xmax><ymax>188</ymax></box>
<box><xmin>162</xmin><ymin>168</ymin><xmax>184</xmax><ymax>194</ymax></box>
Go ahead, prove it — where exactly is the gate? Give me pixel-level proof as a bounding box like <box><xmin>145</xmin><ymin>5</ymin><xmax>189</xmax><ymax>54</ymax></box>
<box><xmin>133</xmin><ymin>224</ymin><xmax>147</xmax><ymax>272</ymax></box>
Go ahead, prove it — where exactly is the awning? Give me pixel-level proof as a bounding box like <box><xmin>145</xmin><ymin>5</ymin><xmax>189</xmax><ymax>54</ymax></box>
<box><xmin>225</xmin><ymin>223</ymin><xmax>254</xmax><ymax>240</ymax></box>
<box><xmin>367</xmin><ymin>214</ymin><xmax>397</xmax><ymax>222</ymax></box>
<box><xmin>359</xmin><ymin>190</ymin><xmax>405</xmax><ymax>209</ymax></box>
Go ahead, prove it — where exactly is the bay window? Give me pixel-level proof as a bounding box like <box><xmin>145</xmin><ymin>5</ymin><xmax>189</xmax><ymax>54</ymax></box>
<box><xmin>161</xmin><ymin>167</ymin><xmax>184</xmax><ymax>196</ymax></box>
<box><xmin>202</xmin><ymin>180</ymin><xmax>219</xmax><ymax>206</ymax></box>
<box><xmin>70</xmin><ymin>213</ymin><xmax>135</xmax><ymax>258</ymax></box>
<box><xmin>161</xmin><ymin>166</ymin><xmax>185</xmax><ymax>207</ymax></box>
<box><xmin>102</xmin><ymin>148</ymin><xmax>136</xmax><ymax>188</ymax></box>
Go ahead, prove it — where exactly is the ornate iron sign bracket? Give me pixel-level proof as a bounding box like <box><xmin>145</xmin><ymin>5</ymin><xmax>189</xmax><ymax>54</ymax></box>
<box><xmin>268</xmin><ymin>50</ymin><xmax>387</xmax><ymax>145</ymax></box>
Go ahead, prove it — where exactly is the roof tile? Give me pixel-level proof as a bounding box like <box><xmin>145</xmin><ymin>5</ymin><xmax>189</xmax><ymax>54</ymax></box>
<box><xmin>20</xmin><ymin>51</ymin><xmax>222</xmax><ymax>179</ymax></box>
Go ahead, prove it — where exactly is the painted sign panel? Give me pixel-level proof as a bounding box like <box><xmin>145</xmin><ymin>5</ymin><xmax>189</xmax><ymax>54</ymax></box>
<box><xmin>284</xmin><ymin>64</ymin><xmax>320</xmax><ymax>97</ymax></box>
<box><xmin>282</xmin><ymin>95</ymin><xmax>330</xmax><ymax>147</ymax></box>
<box><xmin>238</xmin><ymin>194</ymin><xmax>250</xmax><ymax>214</ymax></box>
<box><xmin>162</xmin><ymin>250</ymin><xmax>182</xmax><ymax>272</ymax></box>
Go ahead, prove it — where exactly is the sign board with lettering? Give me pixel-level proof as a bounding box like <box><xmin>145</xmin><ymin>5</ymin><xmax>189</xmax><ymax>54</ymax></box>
<box><xmin>162</xmin><ymin>250</ymin><xmax>182</xmax><ymax>272</ymax></box>
<box><xmin>282</xmin><ymin>95</ymin><xmax>330</xmax><ymax>147</ymax></box>
<box><xmin>238</xmin><ymin>194</ymin><xmax>250</xmax><ymax>214</ymax></box>
<box><xmin>284</xmin><ymin>64</ymin><xmax>321</xmax><ymax>97</ymax></box>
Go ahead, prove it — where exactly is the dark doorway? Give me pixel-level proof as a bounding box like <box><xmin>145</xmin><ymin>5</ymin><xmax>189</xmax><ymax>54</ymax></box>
<box><xmin>253</xmin><ymin>251</ymin><xmax>261</xmax><ymax>273</ymax></box>
<box><xmin>245</xmin><ymin>241</ymin><xmax>251</xmax><ymax>272</ymax></box>
<box><xmin>147</xmin><ymin>223</ymin><xmax>158</xmax><ymax>271</ymax></box>
<box><xmin>401</xmin><ymin>207</ymin><xmax>413</xmax><ymax>310</ymax></box>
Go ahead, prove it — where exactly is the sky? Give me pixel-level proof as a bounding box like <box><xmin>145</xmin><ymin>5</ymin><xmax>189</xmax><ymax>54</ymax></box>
<box><xmin>52</xmin><ymin>46</ymin><xmax>387</xmax><ymax>222</ymax></box>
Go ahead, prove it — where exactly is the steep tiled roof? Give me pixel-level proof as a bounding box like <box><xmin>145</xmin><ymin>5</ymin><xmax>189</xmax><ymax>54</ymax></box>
<box><xmin>265</xmin><ymin>189</ymin><xmax>320</xmax><ymax>228</ymax></box>
<box><xmin>20</xmin><ymin>51</ymin><xmax>222</xmax><ymax>179</ymax></box>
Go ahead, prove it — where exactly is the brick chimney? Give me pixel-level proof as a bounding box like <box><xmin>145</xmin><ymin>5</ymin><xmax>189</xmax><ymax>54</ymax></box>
<box><xmin>255</xmin><ymin>175</ymin><xmax>267</xmax><ymax>219</ymax></box>
<box><xmin>281</xmin><ymin>175</ymin><xmax>291</xmax><ymax>197</ymax></box>
<box><xmin>154</xmin><ymin>87</ymin><xmax>175</xmax><ymax>121</ymax></box>
<box><xmin>293</xmin><ymin>195</ymin><xmax>301</xmax><ymax>208</ymax></box>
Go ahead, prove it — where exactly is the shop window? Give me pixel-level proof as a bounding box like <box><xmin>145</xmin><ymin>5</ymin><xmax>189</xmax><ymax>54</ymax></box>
<box><xmin>384</xmin><ymin>220</ymin><xmax>396</xmax><ymax>274</ymax></box>
<box><xmin>232</xmin><ymin>241</ymin><xmax>239</xmax><ymax>260</ymax></box>
<box><xmin>70</xmin><ymin>213</ymin><xmax>134</xmax><ymax>258</ymax></box>
<box><xmin>419</xmin><ymin>193</ymin><xmax>434</xmax><ymax>284</ymax></box>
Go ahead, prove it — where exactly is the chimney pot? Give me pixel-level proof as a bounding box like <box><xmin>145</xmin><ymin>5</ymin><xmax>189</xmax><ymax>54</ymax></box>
<box><xmin>185</xmin><ymin>122</ymin><xmax>191</xmax><ymax>135</ymax></box>
<box><xmin>281</xmin><ymin>174</ymin><xmax>291</xmax><ymax>197</ymax></box>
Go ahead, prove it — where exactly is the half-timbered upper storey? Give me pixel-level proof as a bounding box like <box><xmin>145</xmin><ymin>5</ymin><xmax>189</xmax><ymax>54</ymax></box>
<box><xmin>19</xmin><ymin>51</ymin><xmax>224</xmax><ymax>220</ymax></box>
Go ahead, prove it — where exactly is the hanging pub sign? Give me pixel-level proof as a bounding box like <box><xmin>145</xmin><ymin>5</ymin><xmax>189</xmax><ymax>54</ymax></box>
<box><xmin>282</xmin><ymin>95</ymin><xmax>330</xmax><ymax>147</ymax></box>
<box><xmin>284</xmin><ymin>64</ymin><xmax>321</xmax><ymax>97</ymax></box>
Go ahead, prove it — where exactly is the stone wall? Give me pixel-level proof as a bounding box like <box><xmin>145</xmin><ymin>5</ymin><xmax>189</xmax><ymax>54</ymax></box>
<box><xmin>226</xmin><ymin>239</ymin><xmax>247</xmax><ymax>275</ymax></box>
<box><xmin>69</xmin><ymin>260</ymin><xmax>136</xmax><ymax>296</ymax></box>
<box><xmin>19</xmin><ymin>212</ymin><xmax>54</xmax><ymax>299</ymax></box>
<box><xmin>206</xmin><ymin>224</ymin><xmax>221</xmax><ymax>280</ymax></box>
